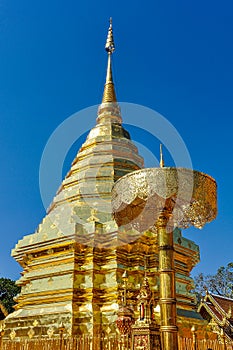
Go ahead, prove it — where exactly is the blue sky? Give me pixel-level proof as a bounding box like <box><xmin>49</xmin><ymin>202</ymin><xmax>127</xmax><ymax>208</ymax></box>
<box><xmin>0</xmin><ymin>0</ymin><xmax>233</xmax><ymax>279</ymax></box>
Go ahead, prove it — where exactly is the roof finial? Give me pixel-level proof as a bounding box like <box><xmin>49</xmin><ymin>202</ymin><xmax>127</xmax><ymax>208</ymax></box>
<box><xmin>102</xmin><ymin>18</ymin><xmax>117</xmax><ymax>103</ymax></box>
<box><xmin>160</xmin><ymin>144</ymin><xmax>165</xmax><ymax>168</ymax></box>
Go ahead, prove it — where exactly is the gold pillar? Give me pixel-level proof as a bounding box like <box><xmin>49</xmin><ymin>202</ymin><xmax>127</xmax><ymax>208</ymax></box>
<box><xmin>157</xmin><ymin>212</ymin><xmax>178</xmax><ymax>350</ymax></box>
<box><xmin>59</xmin><ymin>323</ymin><xmax>65</xmax><ymax>350</ymax></box>
<box><xmin>0</xmin><ymin>331</ymin><xmax>3</xmax><ymax>350</ymax></box>
<box><xmin>220</xmin><ymin>328</ymin><xmax>227</xmax><ymax>350</ymax></box>
<box><xmin>191</xmin><ymin>325</ymin><xmax>197</xmax><ymax>350</ymax></box>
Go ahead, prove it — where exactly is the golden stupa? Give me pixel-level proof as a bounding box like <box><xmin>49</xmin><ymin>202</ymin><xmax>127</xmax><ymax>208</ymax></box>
<box><xmin>3</xmin><ymin>20</ymin><xmax>210</xmax><ymax>346</ymax></box>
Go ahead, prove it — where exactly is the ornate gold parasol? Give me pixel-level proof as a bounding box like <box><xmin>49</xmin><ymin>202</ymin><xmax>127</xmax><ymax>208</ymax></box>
<box><xmin>112</xmin><ymin>164</ymin><xmax>217</xmax><ymax>350</ymax></box>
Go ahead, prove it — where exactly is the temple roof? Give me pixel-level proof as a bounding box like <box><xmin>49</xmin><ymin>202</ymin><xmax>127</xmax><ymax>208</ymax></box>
<box><xmin>198</xmin><ymin>292</ymin><xmax>233</xmax><ymax>339</ymax></box>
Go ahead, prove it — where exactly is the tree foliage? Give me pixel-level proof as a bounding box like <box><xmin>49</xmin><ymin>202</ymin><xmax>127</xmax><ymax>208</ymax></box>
<box><xmin>0</xmin><ymin>278</ymin><xmax>20</xmax><ymax>314</ymax></box>
<box><xmin>194</xmin><ymin>262</ymin><xmax>233</xmax><ymax>300</ymax></box>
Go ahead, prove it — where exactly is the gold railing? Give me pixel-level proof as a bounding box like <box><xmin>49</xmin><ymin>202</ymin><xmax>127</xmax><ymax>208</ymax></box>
<box><xmin>1</xmin><ymin>336</ymin><xmax>233</xmax><ymax>350</ymax></box>
<box><xmin>178</xmin><ymin>337</ymin><xmax>233</xmax><ymax>350</ymax></box>
<box><xmin>1</xmin><ymin>335</ymin><xmax>131</xmax><ymax>350</ymax></box>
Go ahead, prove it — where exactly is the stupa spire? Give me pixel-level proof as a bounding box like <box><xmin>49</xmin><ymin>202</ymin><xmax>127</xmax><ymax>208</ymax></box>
<box><xmin>102</xmin><ymin>18</ymin><xmax>117</xmax><ymax>103</ymax></box>
<box><xmin>160</xmin><ymin>143</ymin><xmax>165</xmax><ymax>168</ymax></box>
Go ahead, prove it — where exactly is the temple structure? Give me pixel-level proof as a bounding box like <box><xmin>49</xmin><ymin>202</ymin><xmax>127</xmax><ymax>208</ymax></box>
<box><xmin>4</xmin><ymin>21</ymin><xmax>204</xmax><ymax>342</ymax></box>
<box><xmin>199</xmin><ymin>292</ymin><xmax>233</xmax><ymax>340</ymax></box>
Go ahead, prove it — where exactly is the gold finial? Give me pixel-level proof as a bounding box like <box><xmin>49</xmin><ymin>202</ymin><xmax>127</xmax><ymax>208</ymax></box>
<box><xmin>102</xmin><ymin>18</ymin><xmax>117</xmax><ymax>103</ymax></box>
<box><xmin>122</xmin><ymin>270</ymin><xmax>128</xmax><ymax>281</ymax></box>
<box><xmin>160</xmin><ymin>144</ymin><xmax>165</xmax><ymax>168</ymax></box>
<box><xmin>191</xmin><ymin>325</ymin><xmax>196</xmax><ymax>333</ymax></box>
<box><xmin>227</xmin><ymin>306</ymin><xmax>232</xmax><ymax>319</ymax></box>
<box><xmin>87</xmin><ymin>208</ymin><xmax>99</xmax><ymax>222</ymax></box>
<box><xmin>105</xmin><ymin>17</ymin><xmax>115</xmax><ymax>53</ymax></box>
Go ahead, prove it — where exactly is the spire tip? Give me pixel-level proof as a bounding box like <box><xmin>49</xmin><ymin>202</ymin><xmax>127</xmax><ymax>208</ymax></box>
<box><xmin>101</xmin><ymin>19</ymin><xmax>117</xmax><ymax>103</ymax></box>
<box><xmin>160</xmin><ymin>144</ymin><xmax>165</xmax><ymax>168</ymax></box>
<box><xmin>105</xmin><ymin>18</ymin><xmax>115</xmax><ymax>53</ymax></box>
